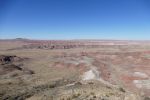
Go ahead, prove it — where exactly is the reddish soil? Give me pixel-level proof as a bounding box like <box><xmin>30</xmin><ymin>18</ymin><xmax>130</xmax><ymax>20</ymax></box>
<box><xmin>1</xmin><ymin>39</ymin><xmax>150</xmax><ymax>97</ymax></box>
<box><xmin>52</xmin><ymin>50</ymin><xmax>150</xmax><ymax>95</ymax></box>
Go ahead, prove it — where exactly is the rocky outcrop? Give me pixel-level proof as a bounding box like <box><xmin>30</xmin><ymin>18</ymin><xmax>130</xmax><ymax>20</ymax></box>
<box><xmin>0</xmin><ymin>55</ymin><xmax>27</xmax><ymax>64</ymax></box>
<box><xmin>0</xmin><ymin>55</ymin><xmax>34</xmax><ymax>76</ymax></box>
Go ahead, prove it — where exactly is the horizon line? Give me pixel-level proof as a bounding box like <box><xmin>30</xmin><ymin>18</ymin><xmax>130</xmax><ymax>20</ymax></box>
<box><xmin>1</xmin><ymin>38</ymin><xmax>150</xmax><ymax>41</ymax></box>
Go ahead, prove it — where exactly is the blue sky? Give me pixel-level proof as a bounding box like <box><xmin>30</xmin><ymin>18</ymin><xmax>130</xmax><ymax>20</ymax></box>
<box><xmin>0</xmin><ymin>0</ymin><xmax>150</xmax><ymax>40</ymax></box>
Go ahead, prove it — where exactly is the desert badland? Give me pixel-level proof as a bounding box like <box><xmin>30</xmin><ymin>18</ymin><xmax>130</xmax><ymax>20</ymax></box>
<box><xmin>0</xmin><ymin>39</ymin><xmax>150</xmax><ymax>100</ymax></box>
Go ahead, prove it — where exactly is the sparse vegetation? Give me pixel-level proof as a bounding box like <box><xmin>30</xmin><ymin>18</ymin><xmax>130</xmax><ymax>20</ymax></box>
<box><xmin>0</xmin><ymin>40</ymin><xmax>149</xmax><ymax>100</ymax></box>
<box><xmin>119</xmin><ymin>87</ymin><xmax>126</xmax><ymax>93</ymax></box>
<box><xmin>144</xmin><ymin>97</ymin><xmax>150</xmax><ymax>100</ymax></box>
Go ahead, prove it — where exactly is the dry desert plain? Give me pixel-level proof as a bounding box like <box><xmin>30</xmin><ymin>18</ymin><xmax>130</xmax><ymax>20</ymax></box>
<box><xmin>0</xmin><ymin>39</ymin><xmax>150</xmax><ymax>100</ymax></box>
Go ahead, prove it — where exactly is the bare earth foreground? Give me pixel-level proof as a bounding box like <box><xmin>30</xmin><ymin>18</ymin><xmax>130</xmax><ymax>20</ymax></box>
<box><xmin>0</xmin><ymin>39</ymin><xmax>150</xmax><ymax>100</ymax></box>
